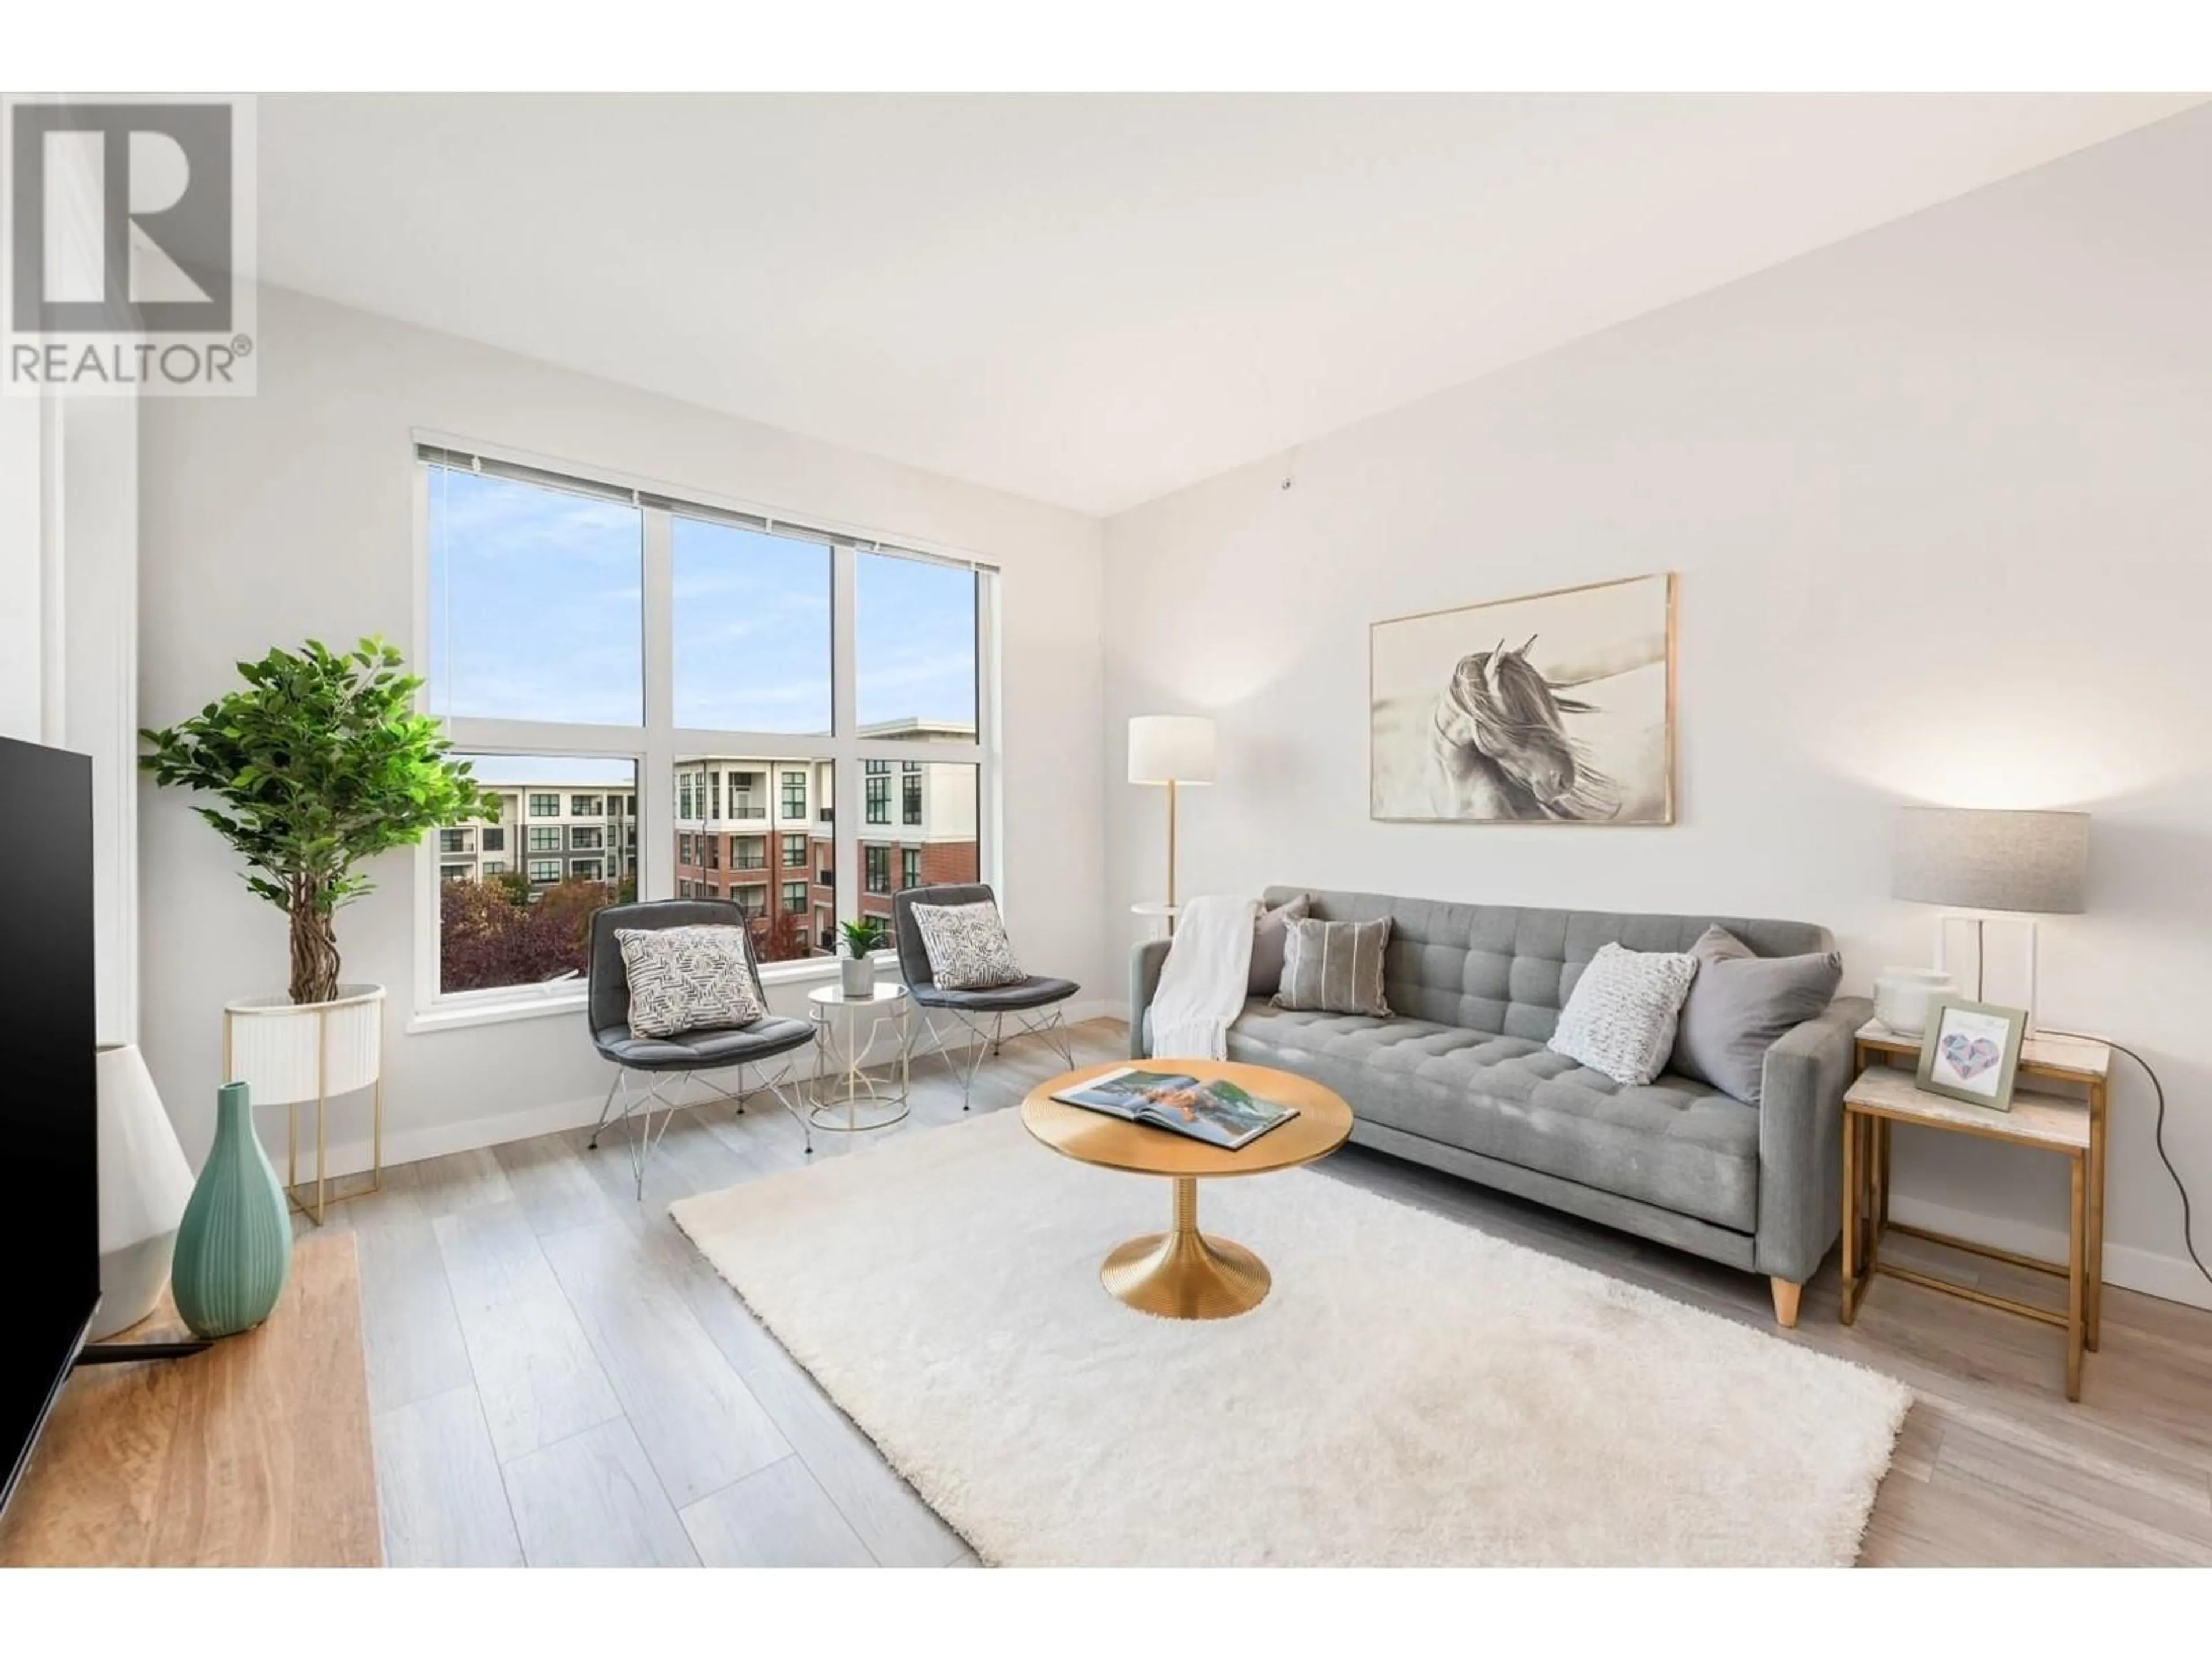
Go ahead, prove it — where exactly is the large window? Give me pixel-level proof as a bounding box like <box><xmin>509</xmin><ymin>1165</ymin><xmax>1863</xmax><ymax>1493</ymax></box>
<box><xmin>857</xmin><ymin>550</ymin><xmax>976</xmax><ymax>741</ymax></box>
<box><xmin>672</xmin><ymin>517</ymin><xmax>831</xmax><ymax>734</ymax></box>
<box><xmin>421</xmin><ymin>443</ymin><xmax>991</xmax><ymax>1009</ymax></box>
<box><xmin>441</xmin><ymin>756</ymin><xmax>640</xmax><ymax>997</ymax></box>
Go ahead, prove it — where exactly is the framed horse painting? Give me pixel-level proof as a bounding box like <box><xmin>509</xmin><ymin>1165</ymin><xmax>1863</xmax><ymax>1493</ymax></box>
<box><xmin>1369</xmin><ymin>572</ymin><xmax>1676</xmax><ymax>824</ymax></box>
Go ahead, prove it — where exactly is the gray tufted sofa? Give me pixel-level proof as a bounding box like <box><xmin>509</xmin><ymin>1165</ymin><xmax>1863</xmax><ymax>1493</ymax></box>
<box><xmin>1130</xmin><ymin>886</ymin><xmax>1870</xmax><ymax>1327</ymax></box>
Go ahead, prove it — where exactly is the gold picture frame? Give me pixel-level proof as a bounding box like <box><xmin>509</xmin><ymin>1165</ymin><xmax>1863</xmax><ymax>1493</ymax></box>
<box><xmin>1368</xmin><ymin>571</ymin><xmax>1677</xmax><ymax>825</ymax></box>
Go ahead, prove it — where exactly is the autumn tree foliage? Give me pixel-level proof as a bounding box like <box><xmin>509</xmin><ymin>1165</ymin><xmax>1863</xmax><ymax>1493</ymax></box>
<box><xmin>440</xmin><ymin>877</ymin><xmax>628</xmax><ymax>993</ymax></box>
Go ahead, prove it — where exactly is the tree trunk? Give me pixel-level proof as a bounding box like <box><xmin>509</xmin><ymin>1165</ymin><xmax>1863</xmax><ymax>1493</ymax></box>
<box><xmin>289</xmin><ymin>891</ymin><xmax>341</xmax><ymax>1006</ymax></box>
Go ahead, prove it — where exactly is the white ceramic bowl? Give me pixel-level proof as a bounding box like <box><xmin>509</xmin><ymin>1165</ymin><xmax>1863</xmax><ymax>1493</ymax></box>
<box><xmin>1873</xmin><ymin>967</ymin><xmax>1957</xmax><ymax>1037</ymax></box>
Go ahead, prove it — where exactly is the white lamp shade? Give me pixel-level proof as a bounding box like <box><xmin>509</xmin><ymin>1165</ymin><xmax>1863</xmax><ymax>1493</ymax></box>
<box><xmin>1128</xmin><ymin>715</ymin><xmax>1216</xmax><ymax>785</ymax></box>
<box><xmin>93</xmin><ymin>1043</ymin><xmax>195</xmax><ymax>1339</ymax></box>
<box><xmin>1892</xmin><ymin>807</ymin><xmax>2089</xmax><ymax>915</ymax></box>
<box><xmin>224</xmin><ymin>983</ymin><xmax>385</xmax><ymax>1106</ymax></box>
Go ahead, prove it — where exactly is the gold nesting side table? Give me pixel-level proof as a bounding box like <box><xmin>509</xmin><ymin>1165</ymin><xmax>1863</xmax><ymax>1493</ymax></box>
<box><xmin>1844</xmin><ymin>1022</ymin><xmax>2111</xmax><ymax>1400</ymax></box>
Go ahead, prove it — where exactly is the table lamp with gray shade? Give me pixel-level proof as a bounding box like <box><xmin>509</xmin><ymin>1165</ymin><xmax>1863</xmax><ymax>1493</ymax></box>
<box><xmin>1891</xmin><ymin>805</ymin><xmax>2090</xmax><ymax>1035</ymax></box>
<box><xmin>1128</xmin><ymin>715</ymin><xmax>1215</xmax><ymax>930</ymax></box>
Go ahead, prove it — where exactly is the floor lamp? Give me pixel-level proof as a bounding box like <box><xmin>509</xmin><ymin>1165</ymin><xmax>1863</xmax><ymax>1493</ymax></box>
<box><xmin>1128</xmin><ymin>715</ymin><xmax>1215</xmax><ymax>934</ymax></box>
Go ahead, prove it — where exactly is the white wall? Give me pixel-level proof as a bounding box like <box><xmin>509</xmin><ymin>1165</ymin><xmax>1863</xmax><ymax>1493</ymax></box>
<box><xmin>0</xmin><ymin>396</ymin><xmax>44</xmax><ymax>743</ymax></box>
<box><xmin>1103</xmin><ymin>108</ymin><xmax>2212</xmax><ymax>1309</ymax></box>
<box><xmin>5</xmin><ymin>393</ymin><xmax>142</xmax><ymax>1043</ymax></box>
<box><xmin>139</xmin><ymin>285</ymin><xmax>1107</xmax><ymax>1167</ymax></box>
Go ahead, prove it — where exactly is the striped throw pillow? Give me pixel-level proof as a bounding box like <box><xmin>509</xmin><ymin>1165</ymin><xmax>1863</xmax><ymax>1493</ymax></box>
<box><xmin>1272</xmin><ymin>916</ymin><xmax>1393</xmax><ymax>1017</ymax></box>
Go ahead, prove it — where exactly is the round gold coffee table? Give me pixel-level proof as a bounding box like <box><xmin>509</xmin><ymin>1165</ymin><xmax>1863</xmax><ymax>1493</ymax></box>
<box><xmin>1021</xmin><ymin>1060</ymin><xmax>1354</xmax><ymax>1320</ymax></box>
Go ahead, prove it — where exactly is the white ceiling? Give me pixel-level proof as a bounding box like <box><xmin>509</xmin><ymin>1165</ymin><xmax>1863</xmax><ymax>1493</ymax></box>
<box><xmin>259</xmin><ymin>93</ymin><xmax>2202</xmax><ymax>517</ymax></box>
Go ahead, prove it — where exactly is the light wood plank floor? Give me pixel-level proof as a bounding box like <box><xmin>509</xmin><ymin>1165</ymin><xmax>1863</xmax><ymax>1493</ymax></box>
<box><xmin>324</xmin><ymin>1018</ymin><xmax>2212</xmax><ymax>1567</ymax></box>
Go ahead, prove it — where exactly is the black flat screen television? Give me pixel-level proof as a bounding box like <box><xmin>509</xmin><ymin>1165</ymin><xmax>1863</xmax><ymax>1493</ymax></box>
<box><xmin>0</xmin><ymin>736</ymin><xmax>99</xmax><ymax>1517</ymax></box>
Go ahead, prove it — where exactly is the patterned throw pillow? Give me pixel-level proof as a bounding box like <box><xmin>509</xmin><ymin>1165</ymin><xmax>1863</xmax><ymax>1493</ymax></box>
<box><xmin>615</xmin><ymin>926</ymin><xmax>766</xmax><ymax>1039</ymax></box>
<box><xmin>912</xmin><ymin>900</ymin><xmax>1027</xmax><ymax>990</ymax></box>
<box><xmin>1547</xmin><ymin>942</ymin><xmax>1699</xmax><ymax>1087</ymax></box>
<box><xmin>1272</xmin><ymin>916</ymin><xmax>1393</xmax><ymax>1017</ymax></box>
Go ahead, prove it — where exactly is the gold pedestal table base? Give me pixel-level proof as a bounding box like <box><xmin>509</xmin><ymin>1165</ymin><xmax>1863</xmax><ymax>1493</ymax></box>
<box><xmin>1100</xmin><ymin>1175</ymin><xmax>1271</xmax><ymax>1319</ymax></box>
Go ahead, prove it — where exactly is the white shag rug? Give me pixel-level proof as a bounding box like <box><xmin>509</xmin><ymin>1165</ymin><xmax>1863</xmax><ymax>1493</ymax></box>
<box><xmin>671</xmin><ymin>1111</ymin><xmax>1910</xmax><ymax>1567</ymax></box>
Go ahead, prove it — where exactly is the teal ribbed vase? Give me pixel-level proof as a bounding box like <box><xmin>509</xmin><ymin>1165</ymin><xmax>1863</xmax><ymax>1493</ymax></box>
<box><xmin>172</xmin><ymin>1081</ymin><xmax>291</xmax><ymax>1338</ymax></box>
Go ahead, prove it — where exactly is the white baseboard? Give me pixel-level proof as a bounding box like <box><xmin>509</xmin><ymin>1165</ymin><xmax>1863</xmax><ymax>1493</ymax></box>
<box><xmin>1887</xmin><ymin>1192</ymin><xmax>2212</xmax><ymax>1314</ymax></box>
<box><xmin>287</xmin><ymin>1000</ymin><xmax>1127</xmax><ymax>1184</ymax></box>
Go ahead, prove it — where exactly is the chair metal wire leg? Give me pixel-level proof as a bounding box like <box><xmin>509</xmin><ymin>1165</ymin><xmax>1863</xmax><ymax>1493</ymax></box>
<box><xmin>585</xmin><ymin>1073</ymin><xmax>622</xmax><ymax>1151</ymax></box>
<box><xmin>757</xmin><ymin>1065</ymin><xmax>813</xmax><ymax>1156</ymax></box>
<box><xmin>920</xmin><ymin>1005</ymin><xmax>1078</xmax><ymax>1111</ymax></box>
<box><xmin>593</xmin><ymin>1069</ymin><xmax>697</xmax><ymax>1200</ymax></box>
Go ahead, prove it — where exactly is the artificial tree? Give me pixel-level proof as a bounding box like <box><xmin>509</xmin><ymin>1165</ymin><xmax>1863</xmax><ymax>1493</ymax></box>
<box><xmin>142</xmin><ymin>637</ymin><xmax>500</xmax><ymax>1006</ymax></box>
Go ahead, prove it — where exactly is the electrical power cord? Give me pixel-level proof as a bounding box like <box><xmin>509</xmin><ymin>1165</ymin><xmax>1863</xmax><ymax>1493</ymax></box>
<box><xmin>2042</xmin><ymin>1030</ymin><xmax>2211</xmax><ymax>1294</ymax></box>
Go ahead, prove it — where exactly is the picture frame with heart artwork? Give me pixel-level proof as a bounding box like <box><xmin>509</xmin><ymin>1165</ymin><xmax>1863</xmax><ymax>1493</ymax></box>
<box><xmin>1915</xmin><ymin>997</ymin><xmax>2028</xmax><ymax>1111</ymax></box>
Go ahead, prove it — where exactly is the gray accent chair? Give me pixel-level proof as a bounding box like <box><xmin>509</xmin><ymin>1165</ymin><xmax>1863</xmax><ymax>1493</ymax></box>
<box><xmin>1130</xmin><ymin>886</ymin><xmax>1870</xmax><ymax>1328</ymax></box>
<box><xmin>892</xmin><ymin>882</ymin><xmax>1078</xmax><ymax>1109</ymax></box>
<box><xmin>587</xmin><ymin>899</ymin><xmax>816</xmax><ymax>1194</ymax></box>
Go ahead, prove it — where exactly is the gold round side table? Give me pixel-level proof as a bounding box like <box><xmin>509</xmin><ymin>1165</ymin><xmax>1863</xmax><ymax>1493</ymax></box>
<box><xmin>1020</xmin><ymin>1060</ymin><xmax>1353</xmax><ymax>1320</ymax></box>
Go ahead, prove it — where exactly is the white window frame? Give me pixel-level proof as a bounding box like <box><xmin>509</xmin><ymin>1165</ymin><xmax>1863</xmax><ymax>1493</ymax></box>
<box><xmin>409</xmin><ymin>431</ymin><xmax>999</xmax><ymax>1031</ymax></box>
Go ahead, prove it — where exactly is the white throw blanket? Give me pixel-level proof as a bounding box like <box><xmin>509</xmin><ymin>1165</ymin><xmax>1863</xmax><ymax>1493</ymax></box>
<box><xmin>1147</xmin><ymin>893</ymin><xmax>1259</xmax><ymax>1060</ymax></box>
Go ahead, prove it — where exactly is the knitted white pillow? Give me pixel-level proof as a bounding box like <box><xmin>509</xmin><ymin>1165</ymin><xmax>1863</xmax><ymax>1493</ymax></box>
<box><xmin>1547</xmin><ymin>942</ymin><xmax>1700</xmax><ymax>1086</ymax></box>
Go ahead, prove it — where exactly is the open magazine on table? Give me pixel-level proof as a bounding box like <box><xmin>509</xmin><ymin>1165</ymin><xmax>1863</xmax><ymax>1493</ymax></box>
<box><xmin>1050</xmin><ymin>1067</ymin><xmax>1299</xmax><ymax>1151</ymax></box>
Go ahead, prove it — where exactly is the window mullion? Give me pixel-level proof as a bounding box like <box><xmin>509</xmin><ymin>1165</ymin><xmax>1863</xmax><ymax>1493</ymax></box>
<box><xmin>641</xmin><ymin>505</ymin><xmax>676</xmax><ymax>901</ymax></box>
<box><xmin>832</xmin><ymin>541</ymin><xmax>858</xmax><ymax>933</ymax></box>
<box><xmin>976</xmin><ymin>567</ymin><xmax>1002</xmax><ymax>902</ymax></box>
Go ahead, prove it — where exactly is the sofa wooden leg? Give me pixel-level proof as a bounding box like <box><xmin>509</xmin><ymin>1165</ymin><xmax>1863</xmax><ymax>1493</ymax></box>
<box><xmin>1770</xmin><ymin>1277</ymin><xmax>1803</xmax><ymax>1329</ymax></box>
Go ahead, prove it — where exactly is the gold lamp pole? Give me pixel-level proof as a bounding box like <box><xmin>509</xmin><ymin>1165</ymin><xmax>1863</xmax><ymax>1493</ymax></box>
<box><xmin>1128</xmin><ymin>715</ymin><xmax>1215</xmax><ymax>935</ymax></box>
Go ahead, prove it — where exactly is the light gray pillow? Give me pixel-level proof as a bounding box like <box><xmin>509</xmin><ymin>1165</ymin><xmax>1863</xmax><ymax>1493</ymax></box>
<box><xmin>1273</xmin><ymin>916</ymin><xmax>1392</xmax><ymax>1017</ymax></box>
<box><xmin>1672</xmin><ymin>925</ymin><xmax>1843</xmax><ymax>1105</ymax></box>
<box><xmin>1248</xmin><ymin>893</ymin><xmax>1311</xmax><ymax>997</ymax></box>
<box><xmin>1547</xmin><ymin>942</ymin><xmax>1699</xmax><ymax>1086</ymax></box>
<box><xmin>912</xmin><ymin>899</ymin><xmax>1027</xmax><ymax>990</ymax></box>
<box><xmin>615</xmin><ymin>926</ymin><xmax>766</xmax><ymax>1039</ymax></box>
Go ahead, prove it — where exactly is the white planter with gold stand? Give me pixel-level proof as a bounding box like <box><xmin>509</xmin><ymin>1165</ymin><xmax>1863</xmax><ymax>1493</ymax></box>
<box><xmin>222</xmin><ymin>983</ymin><xmax>386</xmax><ymax>1225</ymax></box>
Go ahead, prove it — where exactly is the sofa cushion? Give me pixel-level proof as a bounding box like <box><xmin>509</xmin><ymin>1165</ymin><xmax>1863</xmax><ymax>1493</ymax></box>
<box><xmin>1274</xmin><ymin>916</ymin><xmax>1393</xmax><ymax>1016</ymax></box>
<box><xmin>1546</xmin><ymin>942</ymin><xmax>1699</xmax><ymax>1086</ymax></box>
<box><xmin>1261</xmin><ymin>887</ymin><xmax>1831</xmax><ymax>1047</ymax></box>
<box><xmin>1248</xmin><ymin>892</ymin><xmax>1310</xmax><ymax>997</ymax></box>
<box><xmin>1229</xmin><ymin>1001</ymin><xmax>1760</xmax><ymax>1233</ymax></box>
<box><xmin>1672</xmin><ymin>925</ymin><xmax>1843</xmax><ymax>1105</ymax></box>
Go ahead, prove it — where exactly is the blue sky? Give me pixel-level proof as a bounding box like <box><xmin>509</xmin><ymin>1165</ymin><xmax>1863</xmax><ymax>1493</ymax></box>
<box><xmin>427</xmin><ymin>467</ymin><xmax>976</xmax><ymax>733</ymax></box>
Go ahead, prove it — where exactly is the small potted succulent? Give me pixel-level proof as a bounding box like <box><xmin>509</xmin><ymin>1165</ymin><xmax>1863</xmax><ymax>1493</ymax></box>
<box><xmin>838</xmin><ymin>916</ymin><xmax>889</xmax><ymax>998</ymax></box>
